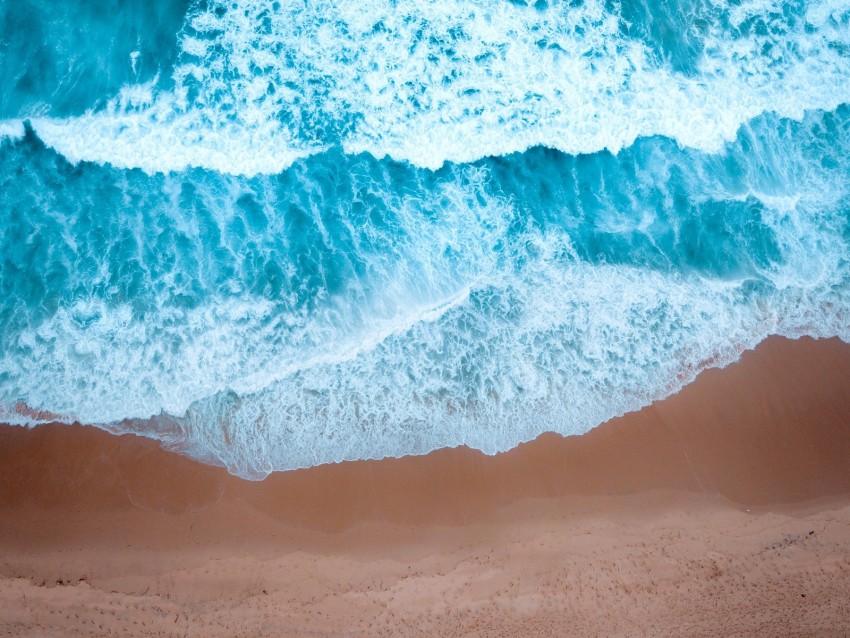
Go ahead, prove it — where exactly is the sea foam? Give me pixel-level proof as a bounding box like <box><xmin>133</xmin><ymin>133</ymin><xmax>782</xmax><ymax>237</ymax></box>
<box><xmin>0</xmin><ymin>120</ymin><xmax>25</xmax><ymax>144</ymax></box>
<box><xmin>22</xmin><ymin>0</ymin><xmax>850</xmax><ymax>175</ymax></box>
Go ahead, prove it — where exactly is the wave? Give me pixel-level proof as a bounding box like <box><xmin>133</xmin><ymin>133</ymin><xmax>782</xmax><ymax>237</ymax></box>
<box><xmin>7</xmin><ymin>0</ymin><xmax>849</xmax><ymax>175</ymax></box>
<box><xmin>2</xmin><ymin>106</ymin><xmax>849</xmax><ymax>477</ymax></box>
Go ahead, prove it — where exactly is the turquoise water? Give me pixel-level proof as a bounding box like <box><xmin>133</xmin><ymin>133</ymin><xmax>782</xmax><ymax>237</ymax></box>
<box><xmin>1</xmin><ymin>0</ymin><xmax>849</xmax><ymax>477</ymax></box>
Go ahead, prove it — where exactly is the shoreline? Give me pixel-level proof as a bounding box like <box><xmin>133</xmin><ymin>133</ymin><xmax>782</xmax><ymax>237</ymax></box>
<box><xmin>2</xmin><ymin>335</ymin><xmax>850</xmax><ymax>635</ymax></box>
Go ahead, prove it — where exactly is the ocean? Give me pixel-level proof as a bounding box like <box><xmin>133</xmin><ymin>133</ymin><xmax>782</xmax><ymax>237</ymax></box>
<box><xmin>0</xmin><ymin>0</ymin><xmax>848</xmax><ymax>478</ymax></box>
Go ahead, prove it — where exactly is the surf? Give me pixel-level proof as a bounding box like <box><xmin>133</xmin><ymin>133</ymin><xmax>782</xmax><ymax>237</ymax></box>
<box><xmin>3</xmin><ymin>0</ymin><xmax>847</xmax><ymax>175</ymax></box>
<box><xmin>1</xmin><ymin>104</ymin><xmax>848</xmax><ymax>477</ymax></box>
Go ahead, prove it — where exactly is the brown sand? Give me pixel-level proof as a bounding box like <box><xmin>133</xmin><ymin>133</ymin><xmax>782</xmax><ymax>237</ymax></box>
<box><xmin>1</xmin><ymin>335</ymin><xmax>850</xmax><ymax>636</ymax></box>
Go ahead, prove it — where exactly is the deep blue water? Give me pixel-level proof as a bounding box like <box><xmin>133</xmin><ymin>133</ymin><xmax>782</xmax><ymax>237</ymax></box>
<box><xmin>1</xmin><ymin>0</ymin><xmax>849</xmax><ymax>477</ymax></box>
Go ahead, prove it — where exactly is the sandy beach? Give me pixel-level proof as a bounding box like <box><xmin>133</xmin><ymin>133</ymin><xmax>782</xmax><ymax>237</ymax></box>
<box><xmin>1</xmin><ymin>335</ymin><xmax>850</xmax><ymax>636</ymax></box>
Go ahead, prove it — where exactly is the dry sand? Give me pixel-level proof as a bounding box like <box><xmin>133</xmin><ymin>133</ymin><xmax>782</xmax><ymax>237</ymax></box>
<box><xmin>1</xmin><ymin>335</ymin><xmax>850</xmax><ymax>636</ymax></box>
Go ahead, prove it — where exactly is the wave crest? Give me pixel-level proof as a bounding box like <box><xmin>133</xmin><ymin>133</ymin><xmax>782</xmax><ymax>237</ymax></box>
<box><xmin>20</xmin><ymin>0</ymin><xmax>850</xmax><ymax>175</ymax></box>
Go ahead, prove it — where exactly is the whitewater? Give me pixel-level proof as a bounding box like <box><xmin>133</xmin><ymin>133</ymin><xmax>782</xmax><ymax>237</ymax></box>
<box><xmin>1</xmin><ymin>0</ymin><xmax>849</xmax><ymax>478</ymax></box>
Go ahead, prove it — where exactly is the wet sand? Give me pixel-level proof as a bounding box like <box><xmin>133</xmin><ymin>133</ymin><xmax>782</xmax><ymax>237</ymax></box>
<box><xmin>1</xmin><ymin>336</ymin><xmax>850</xmax><ymax>636</ymax></box>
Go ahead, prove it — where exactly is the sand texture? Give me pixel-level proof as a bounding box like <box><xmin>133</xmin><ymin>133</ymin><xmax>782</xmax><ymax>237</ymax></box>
<box><xmin>1</xmin><ymin>336</ymin><xmax>850</xmax><ymax>636</ymax></box>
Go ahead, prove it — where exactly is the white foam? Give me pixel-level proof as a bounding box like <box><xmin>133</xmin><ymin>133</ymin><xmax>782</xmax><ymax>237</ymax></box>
<box><xmin>161</xmin><ymin>256</ymin><xmax>850</xmax><ymax>479</ymax></box>
<box><xmin>22</xmin><ymin>0</ymin><xmax>850</xmax><ymax>175</ymax></box>
<box><xmin>0</xmin><ymin>164</ymin><xmax>507</xmax><ymax>423</ymax></box>
<box><xmin>0</xmin><ymin>120</ymin><xmax>25</xmax><ymax>144</ymax></box>
<box><xmin>30</xmin><ymin>109</ymin><xmax>317</xmax><ymax>176</ymax></box>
